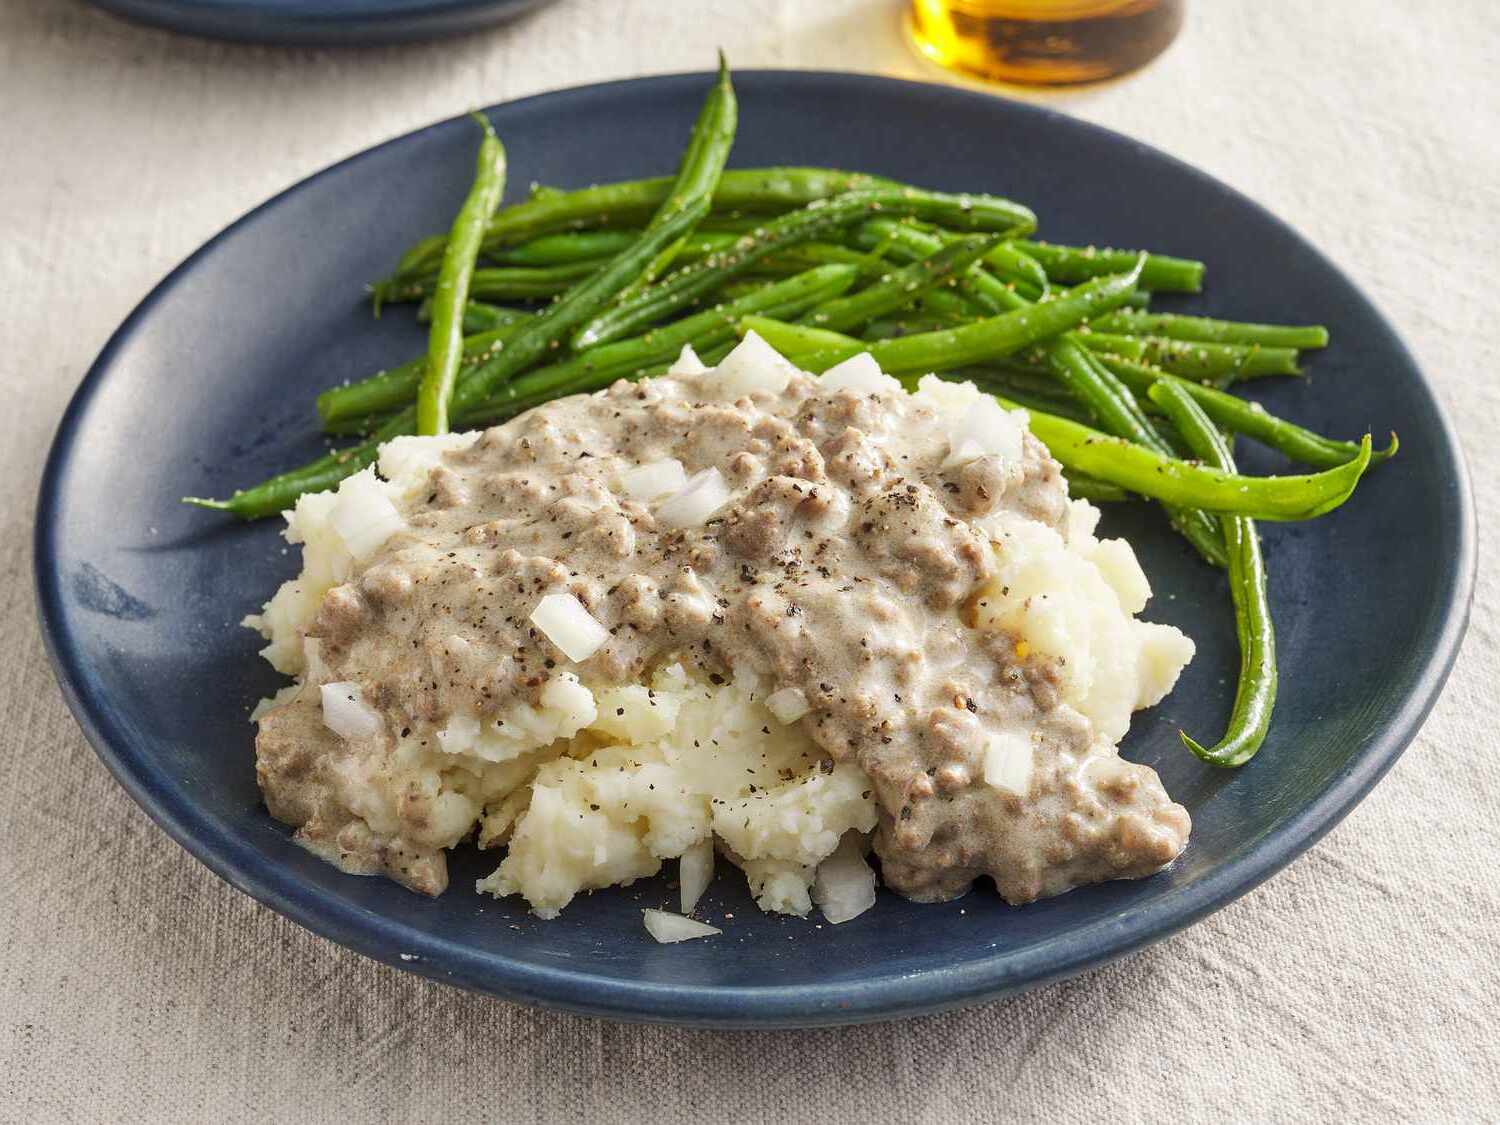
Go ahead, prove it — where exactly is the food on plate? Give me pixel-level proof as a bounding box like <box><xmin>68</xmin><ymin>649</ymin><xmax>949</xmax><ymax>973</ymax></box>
<box><xmin>247</xmin><ymin>341</ymin><xmax>1196</xmax><ymax>919</ymax></box>
<box><xmin>190</xmin><ymin>57</ymin><xmax>1394</xmax><ymax>924</ymax></box>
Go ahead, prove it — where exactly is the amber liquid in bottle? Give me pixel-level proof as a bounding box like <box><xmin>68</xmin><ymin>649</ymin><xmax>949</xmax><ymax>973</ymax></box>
<box><xmin>909</xmin><ymin>0</ymin><xmax>1185</xmax><ymax>86</ymax></box>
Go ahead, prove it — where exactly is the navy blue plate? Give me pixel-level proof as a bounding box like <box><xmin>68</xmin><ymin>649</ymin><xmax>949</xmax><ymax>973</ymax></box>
<box><xmin>36</xmin><ymin>72</ymin><xmax>1474</xmax><ymax>1027</ymax></box>
<box><xmin>86</xmin><ymin>0</ymin><xmax>556</xmax><ymax>46</ymax></box>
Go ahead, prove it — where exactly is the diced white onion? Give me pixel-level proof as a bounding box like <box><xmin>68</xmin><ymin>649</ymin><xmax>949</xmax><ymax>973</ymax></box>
<box><xmin>942</xmin><ymin>437</ymin><xmax>988</xmax><ymax>469</ymax></box>
<box><xmin>329</xmin><ymin>470</ymin><xmax>405</xmax><ymax>561</ymax></box>
<box><xmin>320</xmin><ymin>681</ymin><xmax>383</xmax><ymax>741</ymax></box>
<box><xmin>812</xmin><ymin>832</ymin><xmax>878</xmax><ymax>925</ymax></box>
<box><xmin>620</xmin><ymin>458</ymin><xmax>687</xmax><ymax>502</ymax></box>
<box><xmin>714</xmin><ymin>330</ymin><xmax>793</xmax><ymax>397</ymax></box>
<box><xmin>642</xmin><ymin>909</ymin><xmax>721</xmax><ymax>943</ymax></box>
<box><xmin>668</xmin><ymin>344</ymin><xmax>708</xmax><ymax>375</ymax></box>
<box><xmin>819</xmin><ymin>352</ymin><xmax>896</xmax><ymax>394</ymax></box>
<box><xmin>529</xmin><ymin>593</ymin><xmax>608</xmax><ymax>662</ymax></box>
<box><xmin>678</xmin><ymin>837</ymin><xmax>714</xmax><ymax>914</ymax></box>
<box><xmin>656</xmin><ymin>467</ymin><xmax>731</xmax><ymax>528</ymax></box>
<box><xmin>949</xmin><ymin>398</ymin><xmax>1025</xmax><ymax>465</ymax></box>
<box><xmin>765</xmin><ymin>686</ymin><xmax>810</xmax><ymax>724</ymax></box>
<box><xmin>983</xmin><ymin>730</ymin><xmax>1034</xmax><ymax>797</ymax></box>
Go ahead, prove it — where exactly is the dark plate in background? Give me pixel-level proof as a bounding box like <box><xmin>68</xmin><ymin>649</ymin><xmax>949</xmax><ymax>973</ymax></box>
<box><xmin>85</xmin><ymin>0</ymin><xmax>556</xmax><ymax>46</ymax></box>
<box><xmin>34</xmin><ymin>72</ymin><xmax>1474</xmax><ymax>1027</ymax></box>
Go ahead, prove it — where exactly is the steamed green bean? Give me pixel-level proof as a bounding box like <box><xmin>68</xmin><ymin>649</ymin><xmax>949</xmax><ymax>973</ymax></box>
<box><xmin>1018</xmin><ymin>240</ymin><xmax>1204</xmax><ymax>292</ymax></box>
<box><xmin>1150</xmin><ymin>380</ymin><xmax>1278</xmax><ymax>767</ymax></box>
<box><xmin>1083</xmin><ymin>332</ymin><xmax>1302</xmax><ymax>380</ymax></box>
<box><xmin>417</xmin><ymin>114</ymin><xmax>507</xmax><ymax>436</ymax></box>
<box><xmin>1003</xmin><ymin>400</ymin><xmax>1373</xmax><ymax>521</ymax></box>
<box><xmin>1090</xmin><ymin>310</ymin><xmax>1329</xmax><ymax>349</ymax></box>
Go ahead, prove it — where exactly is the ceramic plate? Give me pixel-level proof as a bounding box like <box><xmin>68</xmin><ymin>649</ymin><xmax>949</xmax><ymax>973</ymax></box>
<box><xmin>35</xmin><ymin>72</ymin><xmax>1474</xmax><ymax>1027</ymax></box>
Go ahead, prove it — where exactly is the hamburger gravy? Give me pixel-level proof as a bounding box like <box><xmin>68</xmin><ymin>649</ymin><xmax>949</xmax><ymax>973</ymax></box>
<box><xmin>247</xmin><ymin>334</ymin><xmax>1194</xmax><ymax>922</ymax></box>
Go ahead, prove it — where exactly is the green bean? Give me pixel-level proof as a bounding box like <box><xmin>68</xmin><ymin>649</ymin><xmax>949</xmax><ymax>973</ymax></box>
<box><xmin>713</xmin><ymin>279</ymin><xmax>772</xmax><ymax>303</ymax></box>
<box><xmin>997</xmin><ymin>399</ymin><xmax>1372</xmax><ymax>520</ymax></box>
<box><xmin>698</xmin><ymin>214</ymin><xmax>774</xmax><ymax>234</ymax></box>
<box><xmin>447</xmin><ymin>58</ymin><xmax>736</xmax><ymax>413</ymax></box>
<box><xmin>749</xmin><ymin>241</ymin><xmax>879</xmax><ymax>275</ymax></box>
<box><xmin>489</xmin><ymin>229</ymin><xmax>737</xmax><ymax>269</ymax></box>
<box><xmin>418</xmin><ymin>115</ymin><xmax>507</xmax><ymax>436</ymax></box>
<box><xmin>799</xmin><ymin>236</ymin><xmax>1000</xmax><ymax>333</ymax></box>
<box><xmin>856</xmin><ymin>224</ymin><xmax>1158</xmax><ymax>323</ymax></box>
<box><xmin>862</xmin><ymin>314</ymin><xmax>967</xmax><ymax>339</ymax></box>
<box><xmin>458</xmin><ymin>301</ymin><xmax>533</xmax><ymax>334</ymax></box>
<box><xmin>379</xmin><ymin>260</ymin><xmax>604</xmax><ymax>305</ymax></box>
<box><xmin>1148</xmin><ymin>380</ymin><xmax>1277</xmax><ymax>766</ymax></box>
<box><xmin>1082</xmin><ymin>332</ymin><xmax>1301</xmax><ymax>381</ymax></box>
<box><xmin>572</xmin><ymin>188</ymin><xmax>1038</xmax><ymax>349</ymax></box>
<box><xmin>1060</xmin><ymin>471</ymin><xmax>1132</xmax><ymax>503</ymax></box>
<box><xmin>1059</xmin><ymin>288</ymin><xmax>1152</xmax><ymax>311</ymax></box>
<box><xmin>773</xmin><ymin>264</ymin><xmax>1144</xmax><ymax>376</ymax></box>
<box><xmin>1071</xmin><ymin>333</ymin><xmax>1147</xmax><ymax>361</ymax></box>
<box><xmin>900</xmin><ymin>267</ymin><xmax>1146</xmax><ymax>315</ymax></box>
<box><xmin>1095</xmin><ymin>354</ymin><xmax>1393</xmax><ymax>467</ymax></box>
<box><xmin>917</xmin><ymin>286</ymin><xmax>983</xmax><ymax>321</ymax></box>
<box><xmin>957</xmin><ymin>270</ymin><xmax>1029</xmax><ymax>321</ymax></box>
<box><xmin>876</xmin><ymin>219</ymin><xmax>1050</xmax><ymax>296</ymax></box>
<box><xmin>739</xmin><ymin>316</ymin><xmax>860</xmax><ymax>358</ymax></box>
<box><xmin>184</xmin><ymin>434</ymin><xmax>386</xmax><ymax>520</ymax></box>
<box><xmin>1089</xmin><ymin>310</ymin><xmax>1329</xmax><ymax>349</ymax></box>
<box><xmin>382</xmin><ymin>167</ymin><xmax>897</xmax><ymax>290</ymax></box>
<box><xmin>451</xmin><ymin>231</ymin><xmax>866</xmax><ymax>292</ymax></box>
<box><xmin>1042</xmin><ymin>342</ymin><xmax>1157</xmax><ymax>458</ymax></box>
<box><xmin>416</xmin><ymin>299</ymin><xmax>533</xmax><ymax>334</ymax></box>
<box><xmin>199</xmin><ymin>59</ymin><xmax>738</xmax><ymax>517</ymax></box>
<box><xmin>320</xmin><ymin>414</ymin><xmax>392</xmax><ymax>438</ymax></box>
<box><xmin>982</xmin><ymin>240</ymin><xmax>1049</xmax><ymax>296</ymax></box>
<box><xmin>850</xmin><ymin>221</ymin><xmax>1155</xmax><ymax>346</ymax></box>
<box><xmin>1017</xmin><ymin>240</ymin><xmax>1204</xmax><ymax>292</ymax></box>
<box><xmin>621</xmin><ymin>61</ymin><xmax>738</xmax><ymax>291</ymax></box>
<box><xmin>492</xmin><ymin>229</ymin><xmax>641</xmax><ymax>265</ymax></box>
<box><xmin>853</xmin><ymin>219</ymin><xmax>1018</xmax><ymax>314</ymax></box>
<box><xmin>873</xmin><ymin>271</ymin><xmax>1146</xmax><ymax>327</ymax></box>
<box><xmin>317</xmin><ymin>318</ymin><xmax>532</xmax><ymax>426</ymax></box>
<box><xmin>625</xmin><ymin>69</ymin><xmax>755</xmax><ymax>286</ymax></box>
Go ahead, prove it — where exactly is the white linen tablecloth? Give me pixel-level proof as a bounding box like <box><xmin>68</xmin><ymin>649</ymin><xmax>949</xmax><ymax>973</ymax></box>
<box><xmin>2</xmin><ymin>0</ymin><xmax>1496</xmax><ymax>1119</ymax></box>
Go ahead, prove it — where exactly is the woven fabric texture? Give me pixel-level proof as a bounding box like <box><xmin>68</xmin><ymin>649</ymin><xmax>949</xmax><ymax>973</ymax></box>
<box><xmin>2</xmin><ymin>1</ymin><xmax>1496</xmax><ymax>1119</ymax></box>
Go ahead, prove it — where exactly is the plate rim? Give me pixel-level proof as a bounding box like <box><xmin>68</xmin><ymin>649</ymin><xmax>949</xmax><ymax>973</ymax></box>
<box><xmin>85</xmin><ymin>0</ymin><xmax>557</xmax><ymax>46</ymax></box>
<box><xmin>34</xmin><ymin>69</ymin><xmax>1478</xmax><ymax>1028</ymax></box>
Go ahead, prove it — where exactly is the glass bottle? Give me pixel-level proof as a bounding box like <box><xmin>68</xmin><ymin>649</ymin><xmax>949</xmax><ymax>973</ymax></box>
<box><xmin>908</xmin><ymin>0</ymin><xmax>1185</xmax><ymax>87</ymax></box>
